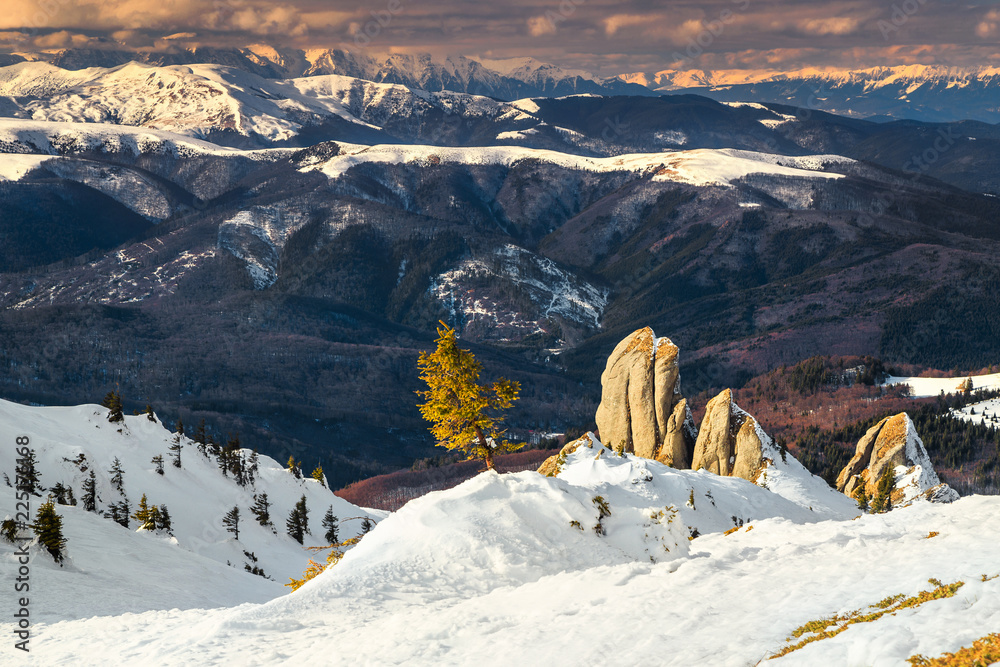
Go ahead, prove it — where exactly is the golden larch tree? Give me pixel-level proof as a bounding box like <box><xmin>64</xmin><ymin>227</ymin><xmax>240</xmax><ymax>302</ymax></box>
<box><xmin>416</xmin><ymin>322</ymin><xmax>521</xmax><ymax>470</ymax></box>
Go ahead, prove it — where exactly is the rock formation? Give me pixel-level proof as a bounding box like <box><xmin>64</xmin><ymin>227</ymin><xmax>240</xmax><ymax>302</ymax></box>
<box><xmin>835</xmin><ymin>413</ymin><xmax>958</xmax><ymax>506</ymax></box>
<box><xmin>690</xmin><ymin>389</ymin><xmax>775</xmax><ymax>483</ymax></box>
<box><xmin>541</xmin><ymin>328</ymin><xmax>773</xmax><ymax>486</ymax></box>
<box><xmin>594</xmin><ymin>327</ymin><xmax>695</xmax><ymax>467</ymax></box>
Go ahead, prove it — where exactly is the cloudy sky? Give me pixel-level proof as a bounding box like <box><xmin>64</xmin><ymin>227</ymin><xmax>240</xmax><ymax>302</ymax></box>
<box><xmin>0</xmin><ymin>0</ymin><xmax>997</xmax><ymax>76</ymax></box>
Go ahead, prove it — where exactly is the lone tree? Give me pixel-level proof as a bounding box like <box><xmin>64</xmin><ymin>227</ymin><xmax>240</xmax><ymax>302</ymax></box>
<box><xmin>81</xmin><ymin>470</ymin><xmax>99</xmax><ymax>512</ymax></box>
<box><xmin>108</xmin><ymin>457</ymin><xmax>125</xmax><ymax>495</ymax></box>
<box><xmin>16</xmin><ymin>448</ymin><xmax>43</xmax><ymax>497</ymax></box>
<box><xmin>322</xmin><ymin>506</ymin><xmax>339</xmax><ymax>544</ymax></box>
<box><xmin>103</xmin><ymin>391</ymin><xmax>124</xmax><ymax>423</ymax></box>
<box><xmin>250</xmin><ymin>492</ymin><xmax>272</xmax><ymax>527</ymax></box>
<box><xmin>33</xmin><ymin>499</ymin><xmax>67</xmax><ymax>564</ymax></box>
<box><xmin>416</xmin><ymin>322</ymin><xmax>521</xmax><ymax>470</ymax></box>
<box><xmin>223</xmin><ymin>506</ymin><xmax>240</xmax><ymax>540</ymax></box>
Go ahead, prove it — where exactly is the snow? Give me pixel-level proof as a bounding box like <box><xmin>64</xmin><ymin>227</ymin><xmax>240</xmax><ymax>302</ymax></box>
<box><xmin>952</xmin><ymin>397</ymin><xmax>1000</xmax><ymax>428</ymax></box>
<box><xmin>884</xmin><ymin>372</ymin><xmax>1000</xmax><ymax>398</ymax></box>
<box><xmin>8</xmin><ymin>429</ymin><xmax>999</xmax><ymax>665</ymax></box>
<box><xmin>0</xmin><ymin>153</ymin><xmax>55</xmax><ymax>181</ymax></box>
<box><xmin>510</xmin><ymin>98</ymin><xmax>541</xmax><ymax>114</ymax></box>
<box><xmin>302</xmin><ymin>144</ymin><xmax>851</xmax><ymax>187</ymax></box>
<box><xmin>0</xmin><ymin>398</ymin><xmax>376</xmax><ymax>624</ymax></box>
<box><xmin>430</xmin><ymin>244</ymin><xmax>607</xmax><ymax>337</ymax></box>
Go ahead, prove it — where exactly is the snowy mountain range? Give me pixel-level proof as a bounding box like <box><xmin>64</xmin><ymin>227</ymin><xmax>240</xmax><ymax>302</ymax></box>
<box><xmin>6</xmin><ymin>44</ymin><xmax>1000</xmax><ymax>122</ymax></box>
<box><xmin>4</xmin><ymin>46</ymin><xmax>652</xmax><ymax>101</ymax></box>
<box><xmin>633</xmin><ymin>64</ymin><xmax>1000</xmax><ymax>123</ymax></box>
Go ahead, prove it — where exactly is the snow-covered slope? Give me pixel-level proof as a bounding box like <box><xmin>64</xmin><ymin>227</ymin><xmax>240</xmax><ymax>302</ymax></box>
<box><xmin>884</xmin><ymin>372</ymin><xmax>1000</xmax><ymax>398</ymax></box>
<box><xmin>0</xmin><ymin>153</ymin><xmax>57</xmax><ymax>180</ymax></box>
<box><xmin>0</xmin><ymin>398</ymin><xmax>377</xmax><ymax>622</ymax></box>
<box><xmin>11</xmin><ymin>435</ymin><xmax>1000</xmax><ymax>665</ymax></box>
<box><xmin>300</xmin><ymin>144</ymin><xmax>851</xmax><ymax>187</ymax></box>
<box><xmin>952</xmin><ymin>397</ymin><xmax>1000</xmax><ymax>428</ymax></box>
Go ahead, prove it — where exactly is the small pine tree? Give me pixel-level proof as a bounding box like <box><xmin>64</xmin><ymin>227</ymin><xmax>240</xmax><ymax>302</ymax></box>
<box><xmin>870</xmin><ymin>466</ymin><xmax>896</xmax><ymax>514</ymax></box>
<box><xmin>82</xmin><ymin>470</ymin><xmax>98</xmax><ymax>512</ymax></box>
<box><xmin>195</xmin><ymin>419</ymin><xmax>208</xmax><ymax>455</ymax></box>
<box><xmin>416</xmin><ymin>322</ymin><xmax>522</xmax><ymax>470</ymax></box>
<box><xmin>223</xmin><ymin>506</ymin><xmax>240</xmax><ymax>540</ymax></box>
<box><xmin>118</xmin><ymin>497</ymin><xmax>130</xmax><ymax>528</ymax></box>
<box><xmin>854</xmin><ymin>484</ymin><xmax>869</xmax><ymax>512</ymax></box>
<box><xmin>144</xmin><ymin>405</ymin><xmax>156</xmax><ymax>422</ymax></box>
<box><xmin>15</xmin><ymin>448</ymin><xmax>43</xmax><ymax>497</ymax></box>
<box><xmin>1</xmin><ymin>517</ymin><xmax>20</xmax><ymax>544</ymax></box>
<box><xmin>322</xmin><ymin>506</ymin><xmax>339</xmax><ymax>544</ymax></box>
<box><xmin>246</xmin><ymin>450</ymin><xmax>259</xmax><ymax>485</ymax></box>
<box><xmin>287</xmin><ymin>456</ymin><xmax>302</xmax><ymax>479</ymax></box>
<box><xmin>33</xmin><ymin>500</ymin><xmax>67</xmax><ymax>564</ymax></box>
<box><xmin>250</xmin><ymin>492</ymin><xmax>272</xmax><ymax>527</ymax></box>
<box><xmin>108</xmin><ymin>457</ymin><xmax>125</xmax><ymax>495</ymax></box>
<box><xmin>133</xmin><ymin>494</ymin><xmax>156</xmax><ymax>530</ymax></box>
<box><xmin>168</xmin><ymin>436</ymin><xmax>182</xmax><ymax>469</ymax></box>
<box><xmin>286</xmin><ymin>495</ymin><xmax>308</xmax><ymax>544</ymax></box>
<box><xmin>51</xmin><ymin>482</ymin><xmax>70</xmax><ymax>505</ymax></box>
<box><xmin>311</xmin><ymin>465</ymin><xmax>326</xmax><ymax>487</ymax></box>
<box><xmin>152</xmin><ymin>455</ymin><xmax>164</xmax><ymax>476</ymax></box>
<box><xmin>360</xmin><ymin>517</ymin><xmax>374</xmax><ymax>535</ymax></box>
<box><xmin>103</xmin><ymin>391</ymin><xmax>124</xmax><ymax>423</ymax></box>
<box><xmin>157</xmin><ymin>504</ymin><xmax>172</xmax><ymax>534</ymax></box>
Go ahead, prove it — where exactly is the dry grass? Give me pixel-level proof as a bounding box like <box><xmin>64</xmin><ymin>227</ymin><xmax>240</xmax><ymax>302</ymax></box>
<box><xmin>925</xmin><ymin>531</ymin><xmax>940</xmax><ymax>539</ymax></box>
<box><xmin>769</xmin><ymin>579</ymin><xmax>965</xmax><ymax>660</ymax></box>
<box><xmin>907</xmin><ymin>633</ymin><xmax>1000</xmax><ymax>666</ymax></box>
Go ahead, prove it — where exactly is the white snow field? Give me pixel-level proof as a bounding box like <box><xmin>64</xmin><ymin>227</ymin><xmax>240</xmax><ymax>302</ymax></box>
<box><xmin>0</xmin><ymin>153</ymin><xmax>57</xmax><ymax>181</ymax></box>
<box><xmin>301</xmin><ymin>143</ymin><xmax>852</xmax><ymax>187</ymax></box>
<box><xmin>0</xmin><ymin>398</ymin><xmax>377</xmax><ymax>626</ymax></box>
<box><xmin>952</xmin><ymin>397</ymin><xmax>1000</xmax><ymax>427</ymax></box>
<box><xmin>884</xmin><ymin>371</ymin><xmax>1000</xmax><ymax>398</ymax></box>
<box><xmin>3</xmin><ymin>429</ymin><xmax>997</xmax><ymax>665</ymax></box>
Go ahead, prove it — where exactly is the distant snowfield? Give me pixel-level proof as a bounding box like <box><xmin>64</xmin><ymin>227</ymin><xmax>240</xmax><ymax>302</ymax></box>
<box><xmin>884</xmin><ymin>372</ymin><xmax>1000</xmax><ymax>398</ymax></box>
<box><xmin>0</xmin><ymin>153</ymin><xmax>56</xmax><ymax>181</ymax></box>
<box><xmin>302</xmin><ymin>144</ymin><xmax>852</xmax><ymax>187</ymax></box>
<box><xmin>952</xmin><ymin>397</ymin><xmax>1000</xmax><ymax>427</ymax></box>
<box><xmin>5</xmin><ymin>434</ymin><xmax>997</xmax><ymax>665</ymax></box>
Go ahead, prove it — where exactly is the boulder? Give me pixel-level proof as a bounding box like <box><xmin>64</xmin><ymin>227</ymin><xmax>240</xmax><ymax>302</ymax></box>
<box><xmin>835</xmin><ymin>413</ymin><xmax>958</xmax><ymax>507</ymax></box>
<box><xmin>691</xmin><ymin>389</ymin><xmax>774</xmax><ymax>483</ymax></box>
<box><xmin>594</xmin><ymin>328</ymin><xmax>694</xmax><ymax>464</ymax></box>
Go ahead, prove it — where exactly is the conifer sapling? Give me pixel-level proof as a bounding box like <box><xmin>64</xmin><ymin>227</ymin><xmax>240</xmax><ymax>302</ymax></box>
<box><xmin>33</xmin><ymin>499</ymin><xmax>67</xmax><ymax>564</ymax></box>
<box><xmin>223</xmin><ymin>506</ymin><xmax>240</xmax><ymax>540</ymax></box>
<box><xmin>416</xmin><ymin>322</ymin><xmax>522</xmax><ymax>470</ymax></box>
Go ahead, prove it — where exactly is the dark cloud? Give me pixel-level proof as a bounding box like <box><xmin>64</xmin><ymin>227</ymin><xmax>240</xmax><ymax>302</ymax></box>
<box><xmin>0</xmin><ymin>0</ymin><xmax>993</xmax><ymax>75</ymax></box>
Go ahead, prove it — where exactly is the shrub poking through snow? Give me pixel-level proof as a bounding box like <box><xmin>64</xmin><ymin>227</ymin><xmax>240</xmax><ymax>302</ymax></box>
<box><xmin>591</xmin><ymin>495</ymin><xmax>611</xmax><ymax>535</ymax></box>
<box><xmin>907</xmin><ymin>632</ymin><xmax>1000</xmax><ymax>666</ymax></box>
<box><xmin>770</xmin><ymin>579</ymin><xmax>965</xmax><ymax>659</ymax></box>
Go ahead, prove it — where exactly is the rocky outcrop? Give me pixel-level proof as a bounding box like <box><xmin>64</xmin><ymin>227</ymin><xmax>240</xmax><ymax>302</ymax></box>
<box><xmin>655</xmin><ymin>398</ymin><xmax>697</xmax><ymax>469</ymax></box>
<box><xmin>594</xmin><ymin>327</ymin><xmax>695</xmax><ymax>466</ymax></box>
<box><xmin>690</xmin><ymin>389</ymin><xmax>775</xmax><ymax>483</ymax></box>
<box><xmin>835</xmin><ymin>413</ymin><xmax>958</xmax><ymax>507</ymax></box>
